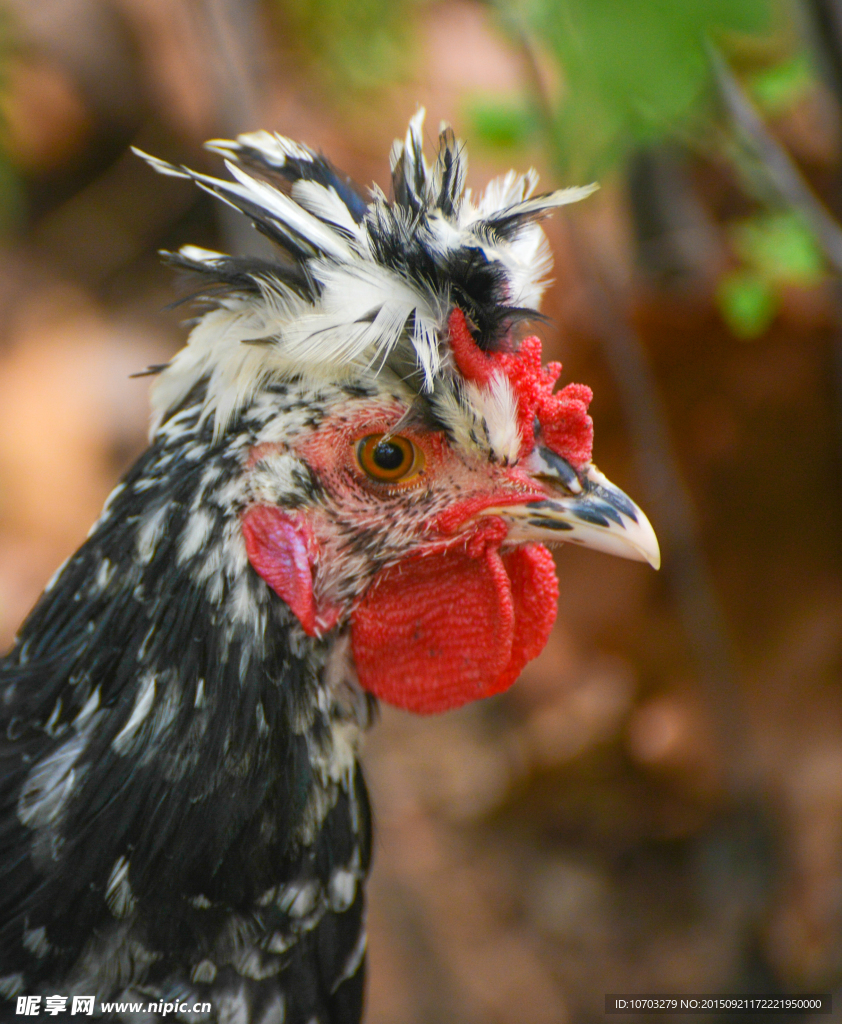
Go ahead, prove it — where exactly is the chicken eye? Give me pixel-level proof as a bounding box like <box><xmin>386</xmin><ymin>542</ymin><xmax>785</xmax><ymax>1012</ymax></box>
<box><xmin>356</xmin><ymin>435</ymin><xmax>424</xmax><ymax>483</ymax></box>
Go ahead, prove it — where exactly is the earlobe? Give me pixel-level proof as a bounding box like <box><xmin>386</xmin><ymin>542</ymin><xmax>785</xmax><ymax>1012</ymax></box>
<box><xmin>242</xmin><ymin>505</ymin><xmax>318</xmax><ymax>635</ymax></box>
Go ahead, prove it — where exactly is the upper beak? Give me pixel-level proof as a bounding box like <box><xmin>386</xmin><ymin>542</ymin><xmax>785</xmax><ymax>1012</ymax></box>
<box><xmin>496</xmin><ymin>447</ymin><xmax>661</xmax><ymax>569</ymax></box>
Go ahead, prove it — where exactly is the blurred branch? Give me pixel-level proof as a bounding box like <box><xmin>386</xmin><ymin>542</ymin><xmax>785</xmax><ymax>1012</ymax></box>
<box><xmin>520</xmin><ymin>32</ymin><xmax>748</xmax><ymax>792</ymax></box>
<box><xmin>801</xmin><ymin>0</ymin><xmax>842</xmax><ymax>120</ymax></box>
<box><xmin>194</xmin><ymin>0</ymin><xmax>262</xmax><ymax>134</ymax></box>
<box><xmin>570</xmin><ymin>233</ymin><xmax>747</xmax><ymax>789</ymax></box>
<box><xmin>626</xmin><ymin>146</ymin><xmax>723</xmax><ymax>290</ymax></box>
<box><xmin>709</xmin><ymin>43</ymin><xmax>842</xmax><ymax>275</ymax></box>
<box><xmin>796</xmin><ymin>0</ymin><xmax>842</xmax><ymax>454</ymax></box>
<box><xmin>185</xmin><ymin>0</ymin><xmax>274</xmax><ymax>258</ymax></box>
<box><xmin>712</xmin><ymin>27</ymin><xmax>842</xmax><ymax>456</ymax></box>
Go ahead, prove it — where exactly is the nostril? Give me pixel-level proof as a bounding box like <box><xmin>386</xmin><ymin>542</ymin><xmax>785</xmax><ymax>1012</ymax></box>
<box><xmin>535</xmin><ymin>446</ymin><xmax>582</xmax><ymax>494</ymax></box>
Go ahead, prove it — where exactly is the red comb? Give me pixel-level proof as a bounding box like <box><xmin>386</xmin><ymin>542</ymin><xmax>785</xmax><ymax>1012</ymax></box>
<box><xmin>447</xmin><ymin>308</ymin><xmax>593</xmax><ymax>467</ymax></box>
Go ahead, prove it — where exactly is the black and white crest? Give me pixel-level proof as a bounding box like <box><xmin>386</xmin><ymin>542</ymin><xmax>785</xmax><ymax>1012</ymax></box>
<box><xmin>135</xmin><ymin>109</ymin><xmax>596</xmax><ymax>439</ymax></box>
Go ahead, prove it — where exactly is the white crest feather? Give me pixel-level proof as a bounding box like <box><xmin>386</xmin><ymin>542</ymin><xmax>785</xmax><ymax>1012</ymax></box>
<box><xmin>141</xmin><ymin>111</ymin><xmax>597</xmax><ymax>446</ymax></box>
<box><xmin>464</xmin><ymin>374</ymin><xmax>522</xmax><ymax>463</ymax></box>
<box><xmin>207</xmin><ymin>130</ymin><xmax>317</xmax><ymax>168</ymax></box>
<box><xmin>291</xmin><ymin>180</ymin><xmax>364</xmax><ymax>238</ymax></box>
<box><xmin>223</xmin><ymin>160</ymin><xmax>354</xmax><ymax>260</ymax></box>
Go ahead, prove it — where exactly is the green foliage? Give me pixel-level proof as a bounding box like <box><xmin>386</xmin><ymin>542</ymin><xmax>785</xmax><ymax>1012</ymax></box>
<box><xmin>497</xmin><ymin>0</ymin><xmax>777</xmax><ymax>176</ymax></box>
<box><xmin>716</xmin><ymin>270</ymin><xmax>777</xmax><ymax>338</ymax></box>
<box><xmin>730</xmin><ymin>211</ymin><xmax>825</xmax><ymax>284</ymax></box>
<box><xmin>747</xmin><ymin>52</ymin><xmax>813</xmax><ymax>113</ymax></box>
<box><xmin>274</xmin><ymin>0</ymin><xmax>421</xmax><ymax>92</ymax></box>
<box><xmin>465</xmin><ymin>98</ymin><xmax>539</xmax><ymax>151</ymax></box>
<box><xmin>716</xmin><ymin>211</ymin><xmax>826</xmax><ymax>338</ymax></box>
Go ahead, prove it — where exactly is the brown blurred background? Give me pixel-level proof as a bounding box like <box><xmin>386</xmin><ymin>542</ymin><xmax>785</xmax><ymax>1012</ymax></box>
<box><xmin>0</xmin><ymin>1</ymin><xmax>841</xmax><ymax>1021</ymax></box>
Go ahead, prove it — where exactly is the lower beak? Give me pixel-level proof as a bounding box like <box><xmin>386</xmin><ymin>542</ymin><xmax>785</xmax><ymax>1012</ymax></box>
<box><xmin>496</xmin><ymin>447</ymin><xmax>661</xmax><ymax>569</ymax></box>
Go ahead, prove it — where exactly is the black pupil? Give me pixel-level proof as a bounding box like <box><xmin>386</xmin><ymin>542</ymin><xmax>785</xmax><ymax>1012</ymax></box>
<box><xmin>372</xmin><ymin>441</ymin><xmax>406</xmax><ymax>471</ymax></box>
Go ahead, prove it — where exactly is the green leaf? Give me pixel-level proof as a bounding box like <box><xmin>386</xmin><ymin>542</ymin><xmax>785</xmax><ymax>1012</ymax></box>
<box><xmin>273</xmin><ymin>0</ymin><xmax>421</xmax><ymax>92</ymax></box>
<box><xmin>716</xmin><ymin>269</ymin><xmax>777</xmax><ymax>338</ymax></box>
<box><xmin>748</xmin><ymin>53</ymin><xmax>814</xmax><ymax>114</ymax></box>
<box><xmin>498</xmin><ymin>0</ymin><xmax>777</xmax><ymax>175</ymax></box>
<box><xmin>729</xmin><ymin>211</ymin><xmax>825</xmax><ymax>285</ymax></box>
<box><xmin>465</xmin><ymin>99</ymin><xmax>538</xmax><ymax>150</ymax></box>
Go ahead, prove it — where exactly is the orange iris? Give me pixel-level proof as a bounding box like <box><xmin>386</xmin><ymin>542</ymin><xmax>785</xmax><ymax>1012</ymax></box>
<box><xmin>356</xmin><ymin>434</ymin><xmax>425</xmax><ymax>484</ymax></box>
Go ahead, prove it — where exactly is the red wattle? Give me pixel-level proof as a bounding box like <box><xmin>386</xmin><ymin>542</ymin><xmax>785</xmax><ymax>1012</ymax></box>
<box><xmin>496</xmin><ymin>545</ymin><xmax>559</xmax><ymax>692</ymax></box>
<box><xmin>350</xmin><ymin>540</ymin><xmax>558</xmax><ymax>714</ymax></box>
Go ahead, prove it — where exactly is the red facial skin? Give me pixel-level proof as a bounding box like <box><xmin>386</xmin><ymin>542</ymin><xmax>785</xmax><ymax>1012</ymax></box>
<box><xmin>241</xmin><ymin>399</ymin><xmax>564</xmax><ymax>713</ymax></box>
<box><xmin>242</xmin><ymin>322</ymin><xmax>593</xmax><ymax>713</ymax></box>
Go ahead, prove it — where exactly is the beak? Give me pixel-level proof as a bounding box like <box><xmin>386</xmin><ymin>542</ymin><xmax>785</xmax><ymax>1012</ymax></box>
<box><xmin>496</xmin><ymin>447</ymin><xmax>661</xmax><ymax>569</ymax></box>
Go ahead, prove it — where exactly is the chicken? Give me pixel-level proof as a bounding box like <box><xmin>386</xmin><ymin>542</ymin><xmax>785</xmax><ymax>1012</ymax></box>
<box><xmin>0</xmin><ymin>111</ymin><xmax>659</xmax><ymax>1023</ymax></box>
